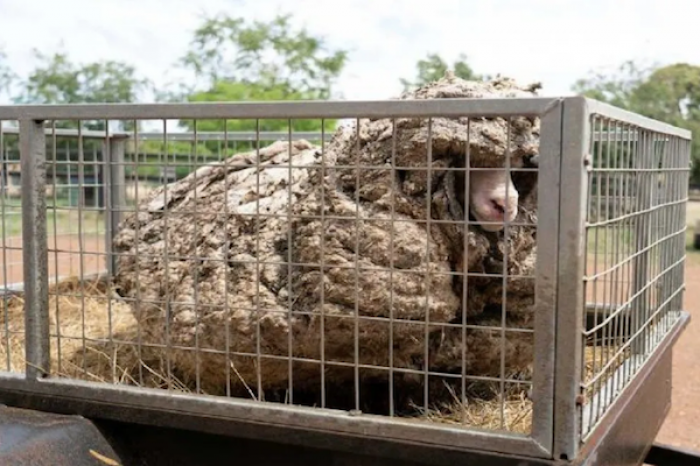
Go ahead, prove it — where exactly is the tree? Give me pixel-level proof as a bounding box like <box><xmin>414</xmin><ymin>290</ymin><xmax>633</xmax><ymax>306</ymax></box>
<box><xmin>166</xmin><ymin>12</ymin><xmax>349</xmax><ymax>153</ymax></box>
<box><xmin>14</xmin><ymin>50</ymin><xmax>151</xmax><ymax>131</ymax></box>
<box><xmin>178</xmin><ymin>13</ymin><xmax>348</xmax><ymax>101</ymax></box>
<box><xmin>0</xmin><ymin>48</ymin><xmax>15</xmax><ymax>99</ymax></box>
<box><xmin>16</xmin><ymin>50</ymin><xmax>150</xmax><ymax>105</ymax></box>
<box><xmin>574</xmin><ymin>61</ymin><xmax>700</xmax><ymax>185</ymax></box>
<box><xmin>400</xmin><ymin>53</ymin><xmax>481</xmax><ymax>92</ymax></box>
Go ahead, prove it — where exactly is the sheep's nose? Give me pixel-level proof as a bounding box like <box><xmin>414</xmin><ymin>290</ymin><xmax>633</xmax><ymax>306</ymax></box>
<box><xmin>490</xmin><ymin>194</ymin><xmax>517</xmax><ymax>218</ymax></box>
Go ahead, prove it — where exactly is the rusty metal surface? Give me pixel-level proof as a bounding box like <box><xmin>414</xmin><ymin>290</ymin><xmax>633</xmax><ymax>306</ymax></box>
<box><xmin>0</xmin><ymin>405</ymin><xmax>123</xmax><ymax>466</ymax></box>
<box><xmin>572</xmin><ymin>311</ymin><xmax>689</xmax><ymax>466</ymax></box>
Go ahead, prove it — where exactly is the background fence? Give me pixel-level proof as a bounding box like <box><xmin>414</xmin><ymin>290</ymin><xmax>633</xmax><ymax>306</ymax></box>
<box><xmin>0</xmin><ymin>126</ymin><xmax>332</xmax><ymax>289</ymax></box>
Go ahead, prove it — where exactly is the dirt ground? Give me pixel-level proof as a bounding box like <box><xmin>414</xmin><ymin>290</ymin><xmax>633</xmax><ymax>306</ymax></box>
<box><xmin>656</xmin><ymin>259</ymin><xmax>700</xmax><ymax>450</ymax></box>
<box><xmin>655</xmin><ymin>200</ymin><xmax>700</xmax><ymax>450</ymax></box>
<box><xmin>0</xmin><ymin>234</ymin><xmax>106</xmax><ymax>285</ymax></box>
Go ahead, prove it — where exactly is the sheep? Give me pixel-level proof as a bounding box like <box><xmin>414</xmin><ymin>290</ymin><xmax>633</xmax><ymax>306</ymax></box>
<box><xmin>467</xmin><ymin>169</ymin><xmax>519</xmax><ymax>232</ymax></box>
<box><xmin>105</xmin><ymin>73</ymin><xmax>541</xmax><ymax>412</ymax></box>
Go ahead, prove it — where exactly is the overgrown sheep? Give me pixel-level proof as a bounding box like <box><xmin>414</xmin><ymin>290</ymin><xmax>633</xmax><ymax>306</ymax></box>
<box><xmin>107</xmin><ymin>73</ymin><xmax>541</xmax><ymax>412</ymax></box>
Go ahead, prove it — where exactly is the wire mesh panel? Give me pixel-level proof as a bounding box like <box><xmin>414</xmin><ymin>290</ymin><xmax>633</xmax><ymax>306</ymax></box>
<box><xmin>0</xmin><ymin>121</ymin><xmax>23</xmax><ymax>373</ymax></box>
<box><xmin>0</xmin><ymin>94</ymin><xmax>566</xmax><ymax>457</ymax></box>
<box><xmin>580</xmin><ymin>113</ymin><xmax>690</xmax><ymax>439</ymax></box>
<box><xmin>41</xmin><ymin>114</ymin><xmax>542</xmax><ymax>429</ymax></box>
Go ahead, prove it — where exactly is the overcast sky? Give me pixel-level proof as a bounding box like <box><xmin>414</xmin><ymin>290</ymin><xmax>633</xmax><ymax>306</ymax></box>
<box><xmin>0</xmin><ymin>0</ymin><xmax>697</xmax><ymax>103</ymax></box>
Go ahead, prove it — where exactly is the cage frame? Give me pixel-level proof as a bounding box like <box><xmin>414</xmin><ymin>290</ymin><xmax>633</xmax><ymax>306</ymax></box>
<box><xmin>0</xmin><ymin>96</ymin><xmax>691</xmax><ymax>465</ymax></box>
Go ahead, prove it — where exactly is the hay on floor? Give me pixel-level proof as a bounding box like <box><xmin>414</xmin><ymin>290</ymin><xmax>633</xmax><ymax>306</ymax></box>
<box><xmin>0</xmin><ymin>275</ymin><xmax>630</xmax><ymax>435</ymax></box>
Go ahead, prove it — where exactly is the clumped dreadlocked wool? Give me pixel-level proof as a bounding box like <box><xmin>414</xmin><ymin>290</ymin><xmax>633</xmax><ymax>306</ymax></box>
<box><xmin>323</xmin><ymin>74</ymin><xmax>541</xmax><ymax>385</ymax></box>
<box><xmin>112</xmin><ymin>73</ymin><xmax>542</xmax><ymax>402</ymax></box>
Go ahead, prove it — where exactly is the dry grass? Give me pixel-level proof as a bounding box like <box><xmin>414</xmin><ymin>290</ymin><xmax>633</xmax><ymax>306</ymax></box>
<box><xmin>413</xmin><ymin>382</ymin><xmax>533</xmax><ymax>434</ymax></box>
<box><xmin>0</xmin><ymin>275</ymin><xmax>633</xmax><ymax>436</ymax></box>
<box><xmin>0</xmin><ymin>276</ymin><xmax>184</xmax><ymax>389</ymax></box>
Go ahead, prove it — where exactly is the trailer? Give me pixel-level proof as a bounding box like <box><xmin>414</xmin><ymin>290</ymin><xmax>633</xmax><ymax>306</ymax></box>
<box><xmin>0</xmin><ymin>94</ymin><xmax>695</xmax><ymax>465</ymax></box>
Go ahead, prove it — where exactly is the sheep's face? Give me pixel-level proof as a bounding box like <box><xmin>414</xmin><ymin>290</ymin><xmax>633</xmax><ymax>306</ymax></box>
<box><xmin>468</xmin><ymin>169</ymin><xmax>519</xmax><ymax>232</ymax></box>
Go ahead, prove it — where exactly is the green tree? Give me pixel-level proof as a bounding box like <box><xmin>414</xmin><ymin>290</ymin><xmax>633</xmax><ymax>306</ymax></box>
<box><xmin>178</xmin><ymin>13</ymin><xmax>348</xmax><ymax>101</ymax></box>
<box><xmin>14</xmin><ymin>50</ymin><xmax>151</xmax><ymax>131</ymax></box>
<box><xmin>169</xmin><ymin>12</ymin><xmax>349</xmax><ymax>153</ymax></box>
<box><xmin>400</xmin><ymin>53</ymin><xmax>480</xmax><ymax>92</ymax></box>
<box><xmin>574</xmin><ymin>61</ymin><xmax>700</xmax><ymax>185</ymax></box>
<box><xmin>0</xmin><ymin>48</ymin><xmax>15</xmax><ymax>99</ymax></box>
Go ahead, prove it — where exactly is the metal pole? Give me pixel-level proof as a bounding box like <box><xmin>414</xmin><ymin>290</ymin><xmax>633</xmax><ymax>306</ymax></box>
<box><xmin>20</xmin><ymin>119</ymin><xmax>49</xmax><ymax>379</ymax></box>
<box><xmin>632</xmin><ymin>130</ymin><xmax>652</xmax><ymax>357</ymax></box>
<box><xmin>104</xmin><ymin>136</ymin><xmax>126</xmax><ymax>277</ymax></box>
<box><xmin>553</xmin><ymin>96</ymin><xmax>590</xmax><ymax>461</ymax></box>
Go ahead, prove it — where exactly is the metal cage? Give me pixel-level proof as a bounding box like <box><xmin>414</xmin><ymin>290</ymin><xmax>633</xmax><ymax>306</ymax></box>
<box><xmin>0</xmin><ymin>97</ymin><xmax>691</xmax><ymax>465</ymax></box>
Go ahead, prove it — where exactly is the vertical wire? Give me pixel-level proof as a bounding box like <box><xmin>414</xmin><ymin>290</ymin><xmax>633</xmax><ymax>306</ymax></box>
<box><xmin>617</xmin><ymin>122</ymin><xmax>630</xmax><ymax>395</ymax></box>
<box><xmin>104</xmin><ymin>121</ymin><xmax>114</xmax><ymax>381</ymax></box>
<box><xmin>423</xmin><ymin>117</ymin><xmax>433</xmax><ymax>413</ymax></box>
<box><xmin>320</xmin><ymin>119</ymin><xmax>327</xmax><ymax>408</ymax></box>
<box><xmin>223</xmin><ymin>121</ymin><xmax>232</xmax><ymax>398</ymax></box>
<box><xmin>499</xmin><ymin>118</ymin><xmax>512</xmax><ymax>429</ymax></box>
<box><xmin>597</xmin><ymin>117</ymin><xmax>612</xmax><ymax>423</ymax></box>
<box><xmin>287</xmin><ymin>120</ymin><xmax>294</xmax><ymax>405</ymax></box>
<box><xmin>133</xmin><ymin>120</ymin><xmax>144</xmax><ymax>385</ymax></box>
<box><xmin>623</xmin><ymin>124</ymin><xmax>635</xmax><ymax>388</ymax></box>
<box><xmin>0</xmin><ymin>121</ymin><xmax>9</xmax><ymax>371</ymax></box>
<box><xmin>388</xmin><ymin>117</ymin><xmax>397</xmax><ymax>417</ymax></box>
<box><xmin>255</xmin><ymin>119</ymin><xmax>263</xmax><ymax>399</ymax></box>
<box><xmin>162</xmin><ymin>119</ymin><xmax>173</xmax><ymax>391</ymax></box>
<box><xmin>461</xmin><ymin>118</ymin><xmax>471</xmax><ymax>425</ymax></box>
<box><xmin>589</xmin><ymin>116</ymin><xmax>602</xmax><ymax>427</ymax></box>
<box><xmin>51</xmin><ymin>122</ymin><xmax>62</xmax><ymax>374</ymax></box>
<box><xmin>353</xmin><ymin>118</ymin><xmax>361</xmax><ymax>411</ymax></box>
<box><xmin>606</xmin><ymin>119</ymin><xmax>620</xmax><ymax>410</ymax></box>
<box><xmin>77</xmin><ymin>123</ymin><xmax>87</xmax><ymax>376</ymax></box>
<box><xmin>193</xmin><ymin>120</ymin><xmax>201</xmax><ymax>394</ymax></box>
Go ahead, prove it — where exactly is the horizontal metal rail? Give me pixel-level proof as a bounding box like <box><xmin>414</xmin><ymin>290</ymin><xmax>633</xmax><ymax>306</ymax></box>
<box><xmin>0</xmin><ymin>97</ymin><xmax>560</xmax><ymax>120</ymax></box>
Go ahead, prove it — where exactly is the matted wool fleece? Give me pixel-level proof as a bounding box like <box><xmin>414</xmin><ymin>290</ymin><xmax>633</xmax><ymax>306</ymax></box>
<box><xmin>112</xmin><ymin>74</ymin><xmax>542</xmax><ymax>398</ymax></box>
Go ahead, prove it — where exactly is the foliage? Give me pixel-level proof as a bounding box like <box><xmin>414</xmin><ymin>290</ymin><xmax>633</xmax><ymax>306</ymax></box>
<box><xmin>13</xmin><ymin>50</ymin><xmax>151</xmax><ymax>131</ymax></box>
<box><xmin>400</xmin><ymin>53</ymin><xmax>481</xmax><ymax>92</ymax></box>
<box><xmin>178</xmin><ymin>13</ymin><xmax>348</xmax><ymax>100</ymax></box>
<box><xmin>575</xmin><ymin>61</ymin><xmax>700</xmax><ymax>185</ymax></box>
<box><xmin>170</xmin><ymin>13</ymin><xmax>348</xmax><ymax>151</ymax></box>
<box><xmin>0</xmin><ymin>48</ymin><xmax>15</xmax><ymax>98</ymax></box>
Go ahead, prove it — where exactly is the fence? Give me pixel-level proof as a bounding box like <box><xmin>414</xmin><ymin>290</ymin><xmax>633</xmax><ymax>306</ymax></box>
<box><xmin>0</xmin><ymin>97</ymin><xmax>691</xmax><ymax>464</ymax></box>
<box><xmin>0</xmin><ymin>127</ymin><xmax>332</xmax><ymax>288</ymax></box>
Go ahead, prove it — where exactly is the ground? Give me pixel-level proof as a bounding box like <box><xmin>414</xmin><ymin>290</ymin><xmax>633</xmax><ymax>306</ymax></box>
<box><xmin>656</xmin><ymin>201</ymin><xmax>700</xmax><ymax>450</ymax></box>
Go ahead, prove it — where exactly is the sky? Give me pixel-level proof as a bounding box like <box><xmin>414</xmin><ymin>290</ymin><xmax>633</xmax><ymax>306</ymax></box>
<box><xmin>0</xmin><ymin>0</ymin><xmax>698</xmax><ymax>103</ymax></box>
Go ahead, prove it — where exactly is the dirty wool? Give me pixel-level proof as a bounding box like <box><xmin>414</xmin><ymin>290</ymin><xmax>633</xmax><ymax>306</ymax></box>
<box><xmin>94</xmin><ymin>74</ymin><xmax>540</xmax><ymax>415</ymax></box>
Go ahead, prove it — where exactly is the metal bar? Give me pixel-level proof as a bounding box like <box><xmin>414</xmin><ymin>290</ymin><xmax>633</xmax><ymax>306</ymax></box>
<box><xmin>105</xmin><ymin>137</ymin><xmax>126</xmax><ymax>276</ymax></box>
<box><xmin>553</xmin><ymin>96</ymin><xmax>589</xmax><ymax>460</ymax></box>
<box><xmin>0</xmin><ymin>98</ymin><xmax>559</xmax><ymax>121</ymax></box>
<box><xmin>19</xmin><ymin>119</ymin><xmax>49</xmax><ymax>379</ymax></box>
<box><xmin>0</xmin><ymin>372</ymin><xmax>550</xmax><ymax>458</ymax></box>
<box><xmin>632</xmin><ymin>129</ymin><xmax>653</xmax><ymax>357</ymax></box>
<box><xmin>0</xmin><ymin>126</ymin><xmax>129</xmax><ymax>140</ymax></box>
<box><xmin>135</xmin><ymin>131</ymin><xmax>330</xmax><ymax>141</ymax></box>
<box><xmin>528</xmin><ymin>99</ymin><xmax>563</xmax><ymax>452</ymax></box>
<box><xmin>585</xmin><ymin>99</ymin><xmax>692</xmax><ymax>139</ymax></box>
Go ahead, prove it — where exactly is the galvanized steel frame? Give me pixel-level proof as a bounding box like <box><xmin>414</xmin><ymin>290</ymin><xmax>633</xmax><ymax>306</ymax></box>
<box><xmin>554</xmin><ymin>97</ymin><xmax>692</xmax><ymax>462</ymax></box>
<box><xmin>0</xmin><ymin>96</ymin><xmax>691</xmax><ymax>463</ymax></box>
